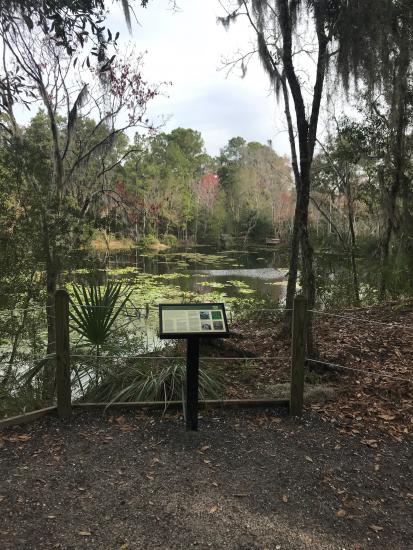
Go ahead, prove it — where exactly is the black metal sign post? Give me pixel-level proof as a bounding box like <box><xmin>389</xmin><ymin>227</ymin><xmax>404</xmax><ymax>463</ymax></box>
<box><xmin>158</xmin><ymin>303</ymin><xmax>230</xmax><ymax>432</ymax></box>
<box><xmin>186</xmin><ymin>336</ymin><xmax>200</xmax><ymax>431</ymax></box>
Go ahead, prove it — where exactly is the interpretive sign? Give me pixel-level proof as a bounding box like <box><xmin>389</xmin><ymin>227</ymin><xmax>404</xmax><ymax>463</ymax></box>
<box><xmin>158</xmin><ymin>303</ymin><xmax>230</xmax><ymax>432</ymax></box>
<box><xmin>158</xmin><ymin>303</ymin><xmax>229</xmax><ymax>339</ymax></box>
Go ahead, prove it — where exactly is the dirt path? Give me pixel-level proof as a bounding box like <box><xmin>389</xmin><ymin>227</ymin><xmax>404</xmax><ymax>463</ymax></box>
<box><xmin>0</xmin><ymin>409</ymin><xmax>411</xmax><ymax>550</ymax></box>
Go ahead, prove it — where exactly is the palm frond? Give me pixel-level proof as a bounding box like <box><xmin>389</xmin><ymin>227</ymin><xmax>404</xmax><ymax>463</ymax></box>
<box><xmin>69</xmin><ymin>283</ymin><xmax>132</xmax><ymax>349</ymax></box>
<box><xmin>77</xmin><ymin>360</ymin><xmax>222</xmax><ymax>405</ymax></box>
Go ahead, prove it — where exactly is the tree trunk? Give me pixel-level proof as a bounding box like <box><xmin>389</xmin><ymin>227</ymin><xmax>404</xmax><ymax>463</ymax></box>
<box><xmin>281</xmin><ymin>73</ymin><xmax>300</xmax><ymax>326</ymax></box>
<box><xmin>379</xmin><ymin>30</ymin><xmax>409</xmax><ymax>300</ymax></box>
<box><xmin>285</xmin><ymin>204</ymin><xmax>300</xmax><ymax>315</ymax></box>
<box><xmin>297</xmin><ymin>167</ymin><xmax>315</xmax><ymax>355</ymax></box>
<box><xmin>344</xmin><ymin>176</ymin><xmax>360</xmax><ymax>306</ymax></box>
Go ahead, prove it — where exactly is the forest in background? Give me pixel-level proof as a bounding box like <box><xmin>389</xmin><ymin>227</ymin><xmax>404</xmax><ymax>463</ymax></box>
<box><xmin>0</xmin><ymin>0</ymin><xmax>412</xmax><ymax>418</ymax></box>
<box><xmin>0</xmin><ymin>0</ymin><xmax>412</xmax><ymax>316</ymax></box>
<box><xmin>0</xmin><ymin>6</ymin><xmax>412</xmax><ymax>547</ymax></box>
<box><xmin>2</xmin><ymin>93</ymin><xmax>412</xmax><ymax>310</ymax></box>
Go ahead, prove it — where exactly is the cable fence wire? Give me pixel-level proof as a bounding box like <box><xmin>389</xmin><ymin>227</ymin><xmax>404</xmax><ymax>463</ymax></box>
<box><xmin>309</xmin><ymin>309</ymin><xmax>413</xmax><ymax>331</ymax></box>
<box><xmin>71</xmin><ymin>354</ymin><xmax>291</xmax><ymax>361</ymax></box>
<box><xmin>306</xmin><ymin>358</ymin><xmax>412</xmax><ymax>384</ymax></box>
<box><xmin>0</xmin><ymin>353</ymin><xmax>56</xmax><ymax>366</ymax></box>
<box><xmin>0</xmin><ymin>305</ymin><xmax>55</xmax><ymax>314</ymax></box>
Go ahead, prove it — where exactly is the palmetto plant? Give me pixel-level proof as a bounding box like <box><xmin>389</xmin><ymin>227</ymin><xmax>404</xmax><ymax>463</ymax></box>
<box><xmin>69</xmin><ymin>283</ymin><xmax>132</xmax><ymax>356</ymax></box>
<box><xmin>77</xmin><ymin>360</ymin><xmax>222</xmax><ymax>405</ymax></box>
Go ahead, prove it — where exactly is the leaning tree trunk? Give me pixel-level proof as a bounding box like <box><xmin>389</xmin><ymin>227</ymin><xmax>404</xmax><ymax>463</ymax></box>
<box><xmin>281</xmin><ymin>73</ymin><xmax>300</xmax><ymax>327</ymax></box>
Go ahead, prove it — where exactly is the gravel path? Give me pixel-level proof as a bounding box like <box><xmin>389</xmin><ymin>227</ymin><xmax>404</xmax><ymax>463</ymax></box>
<box><xmin>0</xmin><ymin>409</ymin><xmax>411</xmax><ymax>549</ymax></box>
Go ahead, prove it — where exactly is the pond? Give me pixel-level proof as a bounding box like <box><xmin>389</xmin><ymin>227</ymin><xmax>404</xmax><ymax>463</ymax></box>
<box><xmin>59</xmin><ymin>245</ymin><xmax>290</xmax><ymax>352</ymax></box>
<box><xmin>3</xmin><ymin>243</ymin><xmax>412</xmax><ymax>361</ymax></box>
<box><xmin>68</xmin><ymin>244</ymin><xmax>291</xmax><ymax>308</ymax></box>
<box><xmin>67</xmin><ymin>243</ymin><xmax>413</xmax><ymax>313</ymax></box>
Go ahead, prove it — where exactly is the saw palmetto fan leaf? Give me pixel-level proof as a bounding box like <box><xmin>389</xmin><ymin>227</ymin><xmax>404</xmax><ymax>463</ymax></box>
<box><xmin>69</xmin><ymin>283</ymin><xmax>132</xmax><ymax>352</ymax></box>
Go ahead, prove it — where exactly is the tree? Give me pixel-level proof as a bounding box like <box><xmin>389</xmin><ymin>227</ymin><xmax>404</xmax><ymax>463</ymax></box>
<box><xmin>311</xmin><ymin>118</ymin><xmax>373</xmax><ymax>305</ymax></box>
<box><xmin>218</xmin><ymin>137</ymin><xmax>293</xmax><ymax>241</ymax></box>
<box><xmin>220</xmin><ymin>0</ymin><xmax>413</xmax><ymax>340</ymax></box>
<box><xmin>193</xmin><ymin>172</ymin><xmax>221</xmax><ymax>239</ymax></box>
<box><xmin>122</xmin><ymin>128</ymin><xmax>211</xmax><ymax>240</ymax></box>
<box><xmin>0</xmin><ymin>0</ymin><xmax>152</xmax><ymax>121</ymax></box>
<box><xmin>220</xmin><ymin>1</ymin><xmax>343</xmax><ymax>335</ymax></box>
<box><xmin>0</xmin><ymin>21</ymin><xmax>160</xmax><ymax>374</ymax></box>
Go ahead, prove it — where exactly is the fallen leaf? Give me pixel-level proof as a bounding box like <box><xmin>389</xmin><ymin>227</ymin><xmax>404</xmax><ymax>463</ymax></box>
<box><xmin>8</xmin><ymin>434</ymin><xmax>31</xmax><ymax>443</ymax></box>
<box><xmin>369</xmin><ymin>524</ymin><xmax>383</xmax><ymax>533</ymax></box>
<box><xmin>377</xmin><ymin>414</ymin><xmax>396</xmax><ymax>421</ymax></box>
<box><xmin>78</xmin><ymin>530</ymin><xmax>92</xmax><ymax>536</ymax></box>
<box><xmin>282</xmin><ymin>494</ymin><xmax>288</xmax><ymax>503</ymax></box>
<box><xmin>363</xmin><ymin>439</ymin><xmax>378</xmax><ymax>448</ymax></box>
<box><xmin>211</xmin><ymin>482</ymin><xmax>218</xmax><ymax>487</ymax></box>
<box><xmin>305</xmin><ymin>456</ymin><xmax>313</xmax><ymax>463</ymax></box>
<box><xmin>209</xmin><ymin>506</ymin><xmax>218</xmax><ymax>514</ymax></box>
<box><xmin>336</xmin><ymin>509</ymin><xmax>346</xmax><ymax>518</ymax></box>
<box><xmin>119</xmin><ymin>544</ymin><xmax>129</xmax><ymax>549</ymax></box>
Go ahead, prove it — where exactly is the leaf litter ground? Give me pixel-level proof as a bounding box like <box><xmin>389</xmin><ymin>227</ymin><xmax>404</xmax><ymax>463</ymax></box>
<box><xmin>0</xmin><ymin>409</ymin><xmax>411</xmax><ymax>549</ymax></box>
<box><xmin>225</xmin><ymin>301</ymin><xmax>413</xmax><ymax>442</ymax></box>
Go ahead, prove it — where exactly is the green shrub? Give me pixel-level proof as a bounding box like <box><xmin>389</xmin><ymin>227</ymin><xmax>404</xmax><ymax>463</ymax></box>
<box><xmin>162</xmin><ymin>233</ymin><xmax>178</xmax><ymax>246</ymax></box>
<box><xmin>139</xmin><ymin>234</ymin><xmax>159</xmax><ymax>248</ymax></box>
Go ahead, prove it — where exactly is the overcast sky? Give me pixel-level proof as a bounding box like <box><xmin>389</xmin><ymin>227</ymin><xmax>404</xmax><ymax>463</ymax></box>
<box><xmin>109</xmin><ymin>0</ymin><xmax>291</xmax><ymax>157</ymax></box>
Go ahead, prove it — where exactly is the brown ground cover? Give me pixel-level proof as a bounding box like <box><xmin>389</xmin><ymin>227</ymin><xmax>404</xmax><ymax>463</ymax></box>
<box><xmin>225</xmin><ymin>301</ymin><xmax>413</xmax><ymax>442</ymax></box>
<box><xmin>0</xmin><ymin>302</ymin><xmax>412</xmax><ymax>549</ymax></box>
<box><xmin>0</xmin><ymin>409</ymin><xmax>411</xmax><ymax>550</ymax></box>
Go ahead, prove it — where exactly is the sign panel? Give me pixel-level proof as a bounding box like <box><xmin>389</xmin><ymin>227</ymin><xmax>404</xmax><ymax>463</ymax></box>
<box><xmin>159</xmin><ymin>303</ymin><xmax>229</xmax><ymax>339</ymax></box>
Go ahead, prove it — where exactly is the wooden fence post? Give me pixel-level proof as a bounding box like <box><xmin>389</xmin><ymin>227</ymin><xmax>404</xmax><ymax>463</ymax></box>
<box><xmin>290</xmin><ymin>294</ymin><xmax>307</xmax><ymax>416</ymax></box>
<box><xmin>55</xmin><ymin>289</ymin><xmax>72</xmax><ymax>418</ymax></box>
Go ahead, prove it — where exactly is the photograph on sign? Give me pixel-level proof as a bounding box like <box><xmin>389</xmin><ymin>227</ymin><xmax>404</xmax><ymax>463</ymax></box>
<box><xmin>159</xmin><ymin>303</ymin><xmax>229</xmax><ymax>338</ymax></box>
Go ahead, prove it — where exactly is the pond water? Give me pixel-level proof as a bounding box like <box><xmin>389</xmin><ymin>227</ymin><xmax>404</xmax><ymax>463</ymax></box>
<box><xmin>3</xmin><ymin>243</ymin><xmax>412</xmax><ymax>360</ymax></box>
<box><xmin>69</xmin><ymin>243</ymin><xmax>413</xmax><ymax>313</ymax></box>
<box><xmin>70</xmin><ymin>245</ymin><xmax>291</xmax><ymax>308</ymax></box>
<box><xmin>61</xmin><ymin>245</ymin><xmax>291</xmax><ymax>353</ymax></box>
